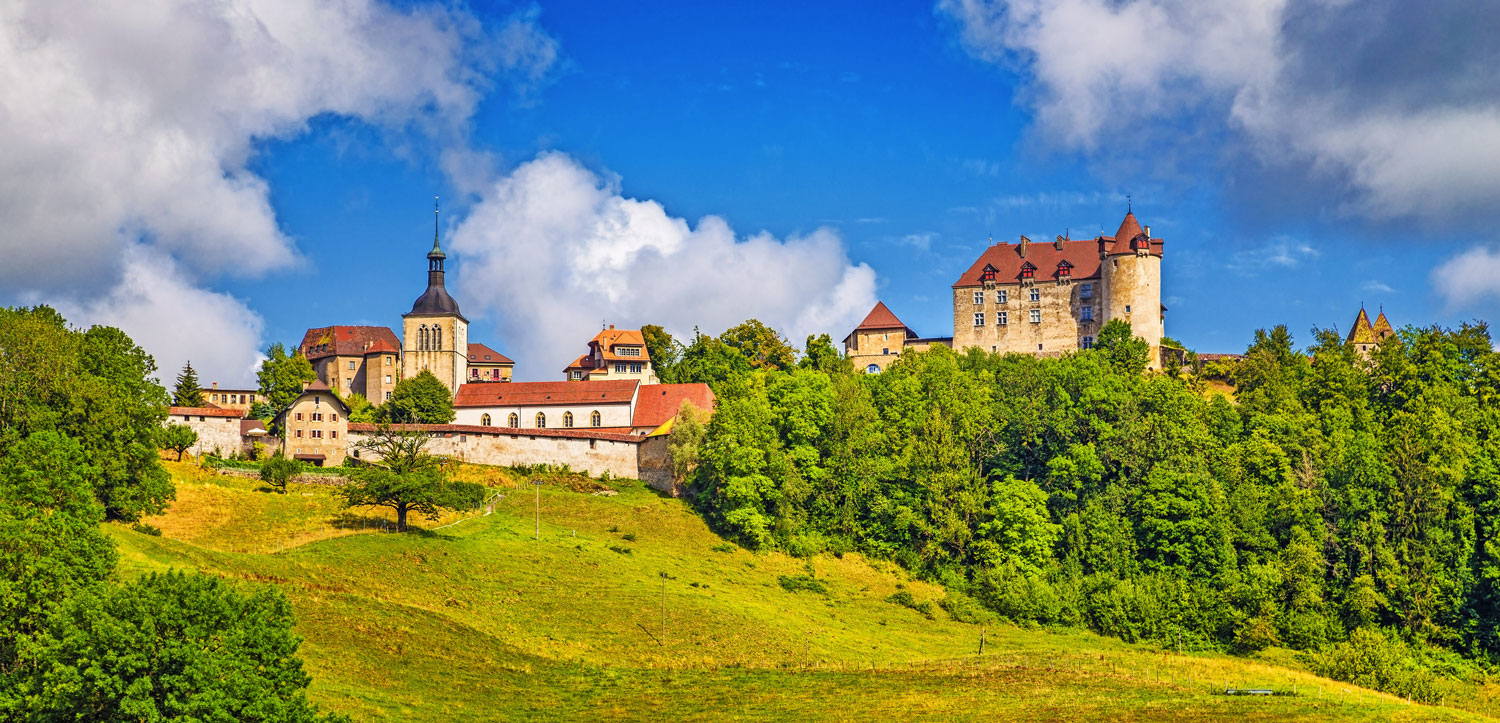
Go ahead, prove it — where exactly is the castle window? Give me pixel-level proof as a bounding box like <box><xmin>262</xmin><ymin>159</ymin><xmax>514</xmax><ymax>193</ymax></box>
<box><xmin>508</xmin><ymin>413</ymin><xmax>519</xmax><ymax>427</ymax></box>
<box><xmin>1081</xmin><ymin>306</ymin><xmax>1094</xmax><ymax>321</ymax></box>
<box><xmin>591</xmin><ymin>410</ymin><xmax>601</xmax><ymax>427</ymax></box>
<box><xmin>998</xmin><ymin>311</ymin><xmax>1008</xmax><ymax>325</ymax></box>
<box><xmin>1020</xmin><ymin>264</ymin><xmax>1035</xmax><ymax>279</ymax></box>
<box><xmin>973</xmin><ymin>312</ymin><xmax>985</xmax><ymax>327</ymax></box>
<box><xmin>1057</xmin><ymin>262</ymin><xmax>1072</xmax><ymax>277</ymax></box>
<box><xmin>535</xmin><ymin>413</ymin><xmax>546</xmax><ymax>428</ymax></box>
<box><xmin>563</xmin><ymin>412</ymin><xmax>574</xmax><ymax>428</ymax></box>
<box><xmin>1081</xmin><ymin>283</ymin><xmax>1093</xmax><ymax>299</ymax></box>
<box><xmin>418</xmin><ymin>325</ymin><xmax>429</xmax><ymax>351</ymax></box>
<box><xmin>433</xmin><ymin>327</ymin><xmax>442</xmax><ymax>351</ymax></box>
<box><xmin>1125</xmin><ymin>305</ymin><xmax>1132</xmax><ymax>313</ymax></box>
<box><xmin>973</xmin><ymin>291</ymin><xmax>984</xmax><ymax>305</ymax></box>
<box><xmin>348</xmin><ymin>361</ymin><xmax>356</xmax><ymax>370</ymax></box>
<box><xmin>997</xmin><ymin>290</ymin><xmax>1007</xmax><ymax>304</ymax></box>
<box><xmin>385</xmin><ymin>392</ymin><xmax>391</xmax><ymax>401</ymax></box>
<box><xmin>1030</xmin><ymin>309</ymin><xmax>1042</xmax><ymax>324</ymax></box>
<box><xmin>882</xmin><ymin>348</ymin><xmax>889</xmax><ymax>355</ymax></box>
<box><xmin>1082</xmin><ymin>336</ymin><xmax>1094</xmax><ymax>349</ymax></box>
<box><xmin>295</xmin><ymin>430</ymin><xmax>303</xmax><ymax>438</ymax></box>
<box><xmin>385</xmin><ymin>375</ymin><xmax>392</xmax><ymax>384</ymax></box>
<box><xmin>866</xmin><ymin>364</ymin><xmax>880</xmax><ymax>374</ymax></box>
<box><xmin>981</xmin><ymin>266</ymin><xmax>996</xmax><ymax>281</ymax></box>
<box><xmin>1029</xmin><ymin>288</ymin><xmax>1040</xmax><ymax>302</ymax></box>
<box><xmin>481</xmin><ymin>414</ymin><xmax>492</xmax><ymax>427</ymax></box>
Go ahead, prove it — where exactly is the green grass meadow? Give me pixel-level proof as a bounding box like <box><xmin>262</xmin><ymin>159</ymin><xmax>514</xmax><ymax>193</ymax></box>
<box><xmin>109</xmin><ymin>461</ymin><xmax>1495</xmax><ymax>721</ymax></box>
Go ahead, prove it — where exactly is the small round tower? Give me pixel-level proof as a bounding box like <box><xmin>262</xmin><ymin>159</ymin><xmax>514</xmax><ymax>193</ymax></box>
<box><xmin>1100</xmin><ymin>209</ymin><xmax>1164</xmax><ymax>369</ymax></box>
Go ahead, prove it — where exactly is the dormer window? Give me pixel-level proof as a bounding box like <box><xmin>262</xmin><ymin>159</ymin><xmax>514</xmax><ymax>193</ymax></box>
<box><xmin>980</xmin><ymin>265</ymin><xmax>997</xmax><ymax>282</ymax></box>
<box><xmin>1057</xmin><ymin>261</ymin><xmax>1072</xmax><ymax>277</ymax></box>
<box><xmin>1019</xmin><ymin>262</ymin><xmax>1036</xmax><ymax>280</ymax></box>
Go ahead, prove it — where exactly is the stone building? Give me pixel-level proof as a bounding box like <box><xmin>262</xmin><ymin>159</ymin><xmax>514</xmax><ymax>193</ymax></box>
<box><xmin>299</xmin><ymin>326</ymin><xmax>402</xmax><ymax>402</ymax></box>
<box><xmin>451</xmin><ymin>379</ymin><xmax>713</xmax><ymax>435</ymax></box>
<box><xmin>166</xmin><ymin>406</ymin><xmax>246</xmax><ymax>458</ymax></box>
<box><xmin>402</xmin><ymin>214</ymin><xmax>469</xmax><ymax>393</ymax></box>
<box><xmin>1346</xmin><ymin>307</ymin><xmax>1395</xmax><ymax>357</ymax></box>
<box><xmin>199</xmin><ymin>383</ymin><xmax>263</xmax><ymax>412</ymax></box>
<box><xmin>563</xmin><ymin>326</ymin><xmax>659</xmax><ymax>384</ymax></box>
<box><xmin>466</xmin><ymin>343</ymin><xmax>514</xmax><ymax>383</ymax></box>
<box><xmin>273</xmin><ymin>380</ymin><xmax>350</xmax><ymax>466</ymax></box>
<box><xmin>950</xmin><ymin>209</ymin><xmax>1165</xmax><ymax>368</ymax></box>
<box><xmin>842</xmin><ymin>301</ymin><xmax>953</xmax><ymax>373</ymax></box>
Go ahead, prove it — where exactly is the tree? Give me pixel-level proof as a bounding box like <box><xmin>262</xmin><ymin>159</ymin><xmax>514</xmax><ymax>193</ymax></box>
<box><xmin>23</xmin><ymin>571</ymin><xmax>344</xmax><ymax>722</ymax></box>
<box><xmin>721</xmin><ymin>319</ymin><xmax>797</xmax><ymax>370</ymax></box>
<box><xmin>173</xmin><ymin>361</ymin><xmax>205</xmax><ymax>406</ymax></box>
<box><xmin>641</xmin><ymin>324</ymin><xmax>682</xmax><ymax>382</ymax></box>
<box><xmin>260</xmin><ymin>453</ymin><xmax>300</xmax><ymax>494</ymax></box>
<box><xmin>799</xmin><ymin>333</ymin><xmax>851</xmax><ymax>375</ymax></box>
<box><xmin>674</xmin><ymin>330</ymin><xmax>753</xmax><ymax>392</ymax></box>
<box><xmin>341</xmin><ymin>392</ymin><xmax>377</xmax><ymax>423</ymax></box>
<box><xmin>256</xmin><ymin>343</ymin><xmax>316</xmax><ymax>417</ymax></box>
<box><xmin>342</xmin><ymin>425</ymin><xmax>481</xmax><ymax>530</ymax></box>
<box><xmin>377</xmin><ymin>370</ymin><xmax>455</xmax><ymax>424</ymax></box>
<box><xmin>667</xmin><ymin>399</ymin><xmax>709</xmax><ymax>482</ymax></box>
<box><xmin>248</xmin><ymin>400</ymin><xmax>275</xmax><ymax>422</ymax></box>
<box><xmin>158</xmin><ymin>423</ymin><xmax>198</xmax><ymax>461</ymax></box>
<box><xmin>1094</xmin><ymin>319</ymin><xmax>1150</xmax><ymax>375</ymax></box>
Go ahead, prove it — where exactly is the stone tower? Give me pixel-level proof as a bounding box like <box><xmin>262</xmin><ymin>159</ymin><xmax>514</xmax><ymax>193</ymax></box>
<box><xmin>402</xmin><ymin>200</ymin><xmax>468</xmax><ymax>393</ymax></box>
<box><xmin>1100</xmin><ymin>209</ymin><xmax>1163</xmax><ymax>369</ymax></box>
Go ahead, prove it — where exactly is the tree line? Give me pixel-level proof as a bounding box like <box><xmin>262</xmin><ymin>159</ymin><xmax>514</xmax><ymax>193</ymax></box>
<box><xmin>651</xmin><ymin>316</ymin><xmax>1500</xmax><ymax>700</ymax></box>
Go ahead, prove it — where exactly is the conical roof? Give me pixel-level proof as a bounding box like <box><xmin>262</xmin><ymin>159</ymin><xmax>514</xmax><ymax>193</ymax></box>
<box><xmin>1110</xmin><ymin>210</ymin><xmax>1145</xmax><ymax>253</ymax></box>
<box><xmin>1347</xmin><ymin>308</ymin><xmax>1376</xmax><ymax>344</ymax></box>
<box><xmin>1373</xmin><ymin>311</ymin><xmax>1395</xmax><ymax>340</ymax></box>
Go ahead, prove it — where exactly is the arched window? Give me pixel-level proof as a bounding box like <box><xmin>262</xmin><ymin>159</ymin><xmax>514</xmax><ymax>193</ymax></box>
<box><xmin>480</xmin><ymin>414</ymin><xmax>492</xmax><ymax>427</ymax></box>
<box><xmin>590</xmin><ymin>410</ymin><xmax>601</xmax><ymax>427</ymax></box>
<box><xmin>508</xmin><ymin>412</ymin><xmax>519</xmax><ymax>427</ymax></box>
<box><xmin>433</xmin><ymin>326</ymin><xmax>442</xmax><ymax>351</ymax></box>
<box><xmin>563</xmin><ymin>411</ymin><xmax>574</xmax><ymax>428</ymax></box>
<box><xmin>535</xmin><ymin>412</ymin><xmax>547</xmax><ymax>428</ymax></box>
<box><xmin>418</xmin><ymin>325</ymin><xmax>429</xmax><ymax>351</ymax></box>
<box><xmin>866</xmin><ymin>364</ymin><xmax>880</xmax><ymax>374</ymax></box>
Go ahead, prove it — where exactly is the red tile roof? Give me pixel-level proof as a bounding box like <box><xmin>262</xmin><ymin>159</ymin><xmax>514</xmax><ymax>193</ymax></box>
<box><xmin>300</xmin><ymin>325</ymin><xmax>400</xmax><ymax>360</ymax></box>
<box><xmin>347</xmin><ymin>422</ymin><xmax>642</xmax><ymax>444</ymax></box>
<box><xmin>169</xmin><ymin>406</ymin><xmax>245</xmax><ymax>418</ymax></box>
<box><xmin>363</xmin><ymin>338</ymin><xmax>399</xmax><ymax>355</ymax></box>
<box><xmin>954</xmin><ymin>212</ymin><xmax>1162</xmax><ymax>288</ymax></box>
<box><xmin>632</xmin><ymin>383</ymin><xmax>715</xmax><ymax>429</ymax></box>
<box><xmin>240</xmin><ymin>419</ymin><xmax>268</xmax><ymax>435</ymax></box>
<box><xmin>853</xmin><ymin>301</ymin><xmax>915</xmax><ymax>333</ymax></box>
<box><xmin>453</xmin><ymin>380</ymin><xmax>639</xmax><ymax>408</ymax></box>
<box><xmin>467</xmin><ymin>342</ymin><xmax>514</xmax><ymax>365</ymax></box>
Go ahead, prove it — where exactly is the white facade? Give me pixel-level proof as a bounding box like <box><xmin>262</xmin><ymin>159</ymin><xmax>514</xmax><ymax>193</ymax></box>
<box><xmin>453</xmin><ymin>401</ymin><xmax>634</xmax><ymax>430</ymax></box>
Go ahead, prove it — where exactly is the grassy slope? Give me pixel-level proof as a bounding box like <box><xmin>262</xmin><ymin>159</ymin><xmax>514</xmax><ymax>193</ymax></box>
<box><xmin>109</xmin><ymin>461</ymin><xmax>1488</xmax><ymax>721</ymax></box>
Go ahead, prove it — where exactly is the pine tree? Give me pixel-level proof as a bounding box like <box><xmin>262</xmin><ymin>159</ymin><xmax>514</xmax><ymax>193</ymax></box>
<box><xmin>173</xmin><ymin>361</ymin><xmax>205</xmax><ymax>407</ymax></box>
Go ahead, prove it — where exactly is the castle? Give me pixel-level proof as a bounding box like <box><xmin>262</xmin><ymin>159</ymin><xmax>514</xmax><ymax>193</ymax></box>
<box><xmin>845</xmin><ymin>208</ymin><xmax>1165</xmax><ymax>370</ymax></box>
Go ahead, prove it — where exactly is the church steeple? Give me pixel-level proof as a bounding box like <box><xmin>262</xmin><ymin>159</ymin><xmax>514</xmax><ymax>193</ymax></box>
<box><xmin>407</xmin><ymin>197</ymin><xmax>464</xmax><ymax>321</ymax></box>
<box><xmin>428</xmin><ymin>196</ymin><xmax>446</xmax><ymax>272</ymax></box>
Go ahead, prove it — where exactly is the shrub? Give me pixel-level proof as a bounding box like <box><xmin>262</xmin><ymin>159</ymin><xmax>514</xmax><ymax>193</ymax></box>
<box><xmin>129</xmin><ymin>522</ymin><xmax>162</xmax><ymax>537</ymax></box>
<box><xmin>938</xmin><ymin>591</ymin><xmax>995</xmax><ymax>625</ymax></box>
<box><xmin>1306</xmin><ymin>628</ymin><xmax>1442</xmax><ymax>703</ymax></box>
<box><xmin>777</xmin><ymin>575</ymin><xmax>829</xmax><ymax>596</ymax></box>
<box><xmin>886</xmin><ymin>590</ymin><xmax>936</xmax><ymax>620</ymax></box>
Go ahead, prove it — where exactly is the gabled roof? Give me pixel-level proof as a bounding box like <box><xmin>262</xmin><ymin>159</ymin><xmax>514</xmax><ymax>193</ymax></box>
<box><xmin>953</xmin><ymin>212</ymin><xmax>1163</xmax><ymax>288</ymax></box>
<box><xmin>1347</xmin><ymin>308</ymin><xmax>1376</xmax><ymax>344</ymax></box>
<box><xmin>591</xmin><ymin>328</ymin><xmax>649</xmax><ymax>361</ymax></box>
<box><xmin>363</xmin><ymin>338</ymin><xmax>399</xmax><ymax>355</ymax></box>
<box><xmin>300</xmin><ymin>326</ymin><xmax>400</xmax><ymax>360</ymax></box>
<box><xmin>467</xmin><ymin>342</ymin><xmax>514</xmax><ymax>365</ymax></box>
<box><xmin>240</xmin><ymin>419</ymin><xmax>268</xmax><ymax>435</ymax></box>
<box><xmin>631</xmin><ymin>383</ymin><xmax>715</xmax><ymax>430</ymax></box>
<box><xmin>270</xmin><ymin>382</ymin><xmax>350</xmax><ymax>426</ymax></box>
<box><xmin>852</xmin><ymin>301</ymin><xmax>918</xmax><ymax>336</ymax></box>
<box><xmin>453</xmin><ymin>380</ymin><xmax>639</xmax><ymax>408</ymax></box>
<box><xmin>169</xmin><ymin>406</ymin><xmax>245</xmax><ymax>419</ymax></box>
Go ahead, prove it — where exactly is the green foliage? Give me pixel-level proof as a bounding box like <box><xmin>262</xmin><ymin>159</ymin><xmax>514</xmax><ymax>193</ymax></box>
<box><xmin>248</xmin><ymin>400</ymin><xmax>275</xmax><ymax>422</ymax></box>
<box><xmin>667</xmin><ymin>399</ymin><xmax>709</xmax><ymax>481</ymax></box>
<box><xmin>641</xmin><ymin>324</ymin><xmax>682</xmax><ymax>382</ymax></box>
<box><xmin>1307</xmin><ymin>628</ymin><xmax>1442</xmax><ymax>703</ymax></box>
<box><xmin>721</xmin><ymin>319</ymin><xmax>797</xmax><ymax>371</ymax></box>
<box><xmin>799</xmin><ymin>333</ymin><xmax>850</xmax><ymax>375</ymax></box>
<box><xmin>0</xmin><ymin>306</ymin><xmax>173</xmax><ymax>521</ymax></box>
<box><xmin>886</xmin><ymin>590</ymin><xmax>936</xmax><ymax>619</ymax></box>
<box><xmin>342</xmin><ymin>426</ymin><xmax>480</xmax><ymax>530</ymax></box>
<box><xmin>173</xmin><ymin>360</ymin><xmax>205</xmax><ymax>406</ymax></box>
<box><xmin>257</xmin><ymin>342</ymin><xmax>316</xmax><ymax>421</ymax></box>
<box><xmin>674</xmin><ymin>329</ymin><xmax>753</xmax><ymax>391</ymax></box>
<box><xmin>377</xmin><ymin>370</ymin><xmax>456</xmax><ymax>424</ymax></box>
<box><xmin>777</xmin><ymin>574</ymin><xmax>830</xmax><ymax>596</ymax></box>
<box><xmin>260</xmin><ymin>453</ymin><xmax>301</xmax><ymax>494</ymax></box>
<box><xmin>341</xmin><ymin>392</ymin><xmax>377</xmax><ymax>424</ymax></box>
<box><xmin>22</xmin><ymin>571</ymin><xmax>343</xmax><ymax>722</ymax></box>
<box><xmin>1094</xmin><ymin>319</ymin><xmax>1150</xmax><ymax>375</ymax></box>
<box><xmin>158</xmin><ymin>423</ymin><xmax>198</xmax><ymax>461</ymax></box>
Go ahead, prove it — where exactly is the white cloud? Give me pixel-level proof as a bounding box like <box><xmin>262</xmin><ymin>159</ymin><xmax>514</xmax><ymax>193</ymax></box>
<box><xmin>1226</xmin><ymin>235</ymin><xmax>1319</xmax><ymax>274</ymax></box>
<box><xmin>450</xmin><ymin>152</ymin><xmax>878</xmax><ymax>379</ymax></box>
<box><xmin>0</xmin><ymin>0</ymin><xmax>558</xmax><ymax>384</ymax></box>
<box><xmin>938</xmin><ymin>0</ymin><xmax>1500</xmax><ymax>223</ymax></box>
<box><xmin>1361</xmin><ymin>280</ymin><xmax>1396</xmax><ymax>295</ymax></box>
<box><xmin>896</xmin><ymin>232</ymin><xmax>938</xmax><ymax>251</ymax></box>
<box><xmin>1432</xmin><ymin>246</ymin><xmax>1500</xmax><ymax>311</ymax></box>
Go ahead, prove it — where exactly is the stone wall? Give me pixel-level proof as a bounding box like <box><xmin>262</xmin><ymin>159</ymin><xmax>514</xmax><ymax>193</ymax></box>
<box><xmin>165</xmin><ymin>411</ymin><xmax>244</xmax><ymax>459</ymax></box>
<box><xmin>952</xmin><ymin>278</ymin><xmax>1104</xmax><ymax>357</ymax></box>
<box><xmin>348</xmin><ymin>424</ymin><xmax>644</xmax><ymax>479</ymax></box>
<box><xmin>453</xmin><ymin>401</ymin><xmax>633</xmax><ymax>430</ymax></box>
<box><xmin>638</xmin><ymin>435</ymin><xmax>675</xmax><ymax>494</ymax></box>
<box><xmin>846</xmin><ymin>327</ymin><xmax>907</xmax><ymax>373</ymax></box>
<box><xmin>1102</xmin><ymin>251</ymin><xmax>1163</xmax><ymax>369</ymax></box>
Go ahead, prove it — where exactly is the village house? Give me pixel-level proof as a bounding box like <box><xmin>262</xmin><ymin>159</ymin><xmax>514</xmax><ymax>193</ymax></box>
<box><xmin>450</xmin><ymin>379</ymin><xmax>713</xmax><ymax>435</ymax></box>
<box><xmin>166</xmin><ymin>406</ymin><xmax>246</xmax><ymax>458</ymax></box>
<box><xmin>563</xmin><ymin>326</ymin><xmax>659</xmax><ymax>384</ymax></box>
<box><xmin>300</xmin><ymin>326</ymin><xmax>402</xmax><ymax>403</ymax></box>
<box><xmin>273</xmin><ymin>380</ymin><xmax>350</xmax><ymax>466</ymax></box>
<box><xmin>198</xmin><ymin>383</ymin><xmax>264</xmax><ymax>412</ymax></box>
<box><xmin>466</xmin><ymin>342</ymin><xmax>514</xmax><ymax>382</ymax></box>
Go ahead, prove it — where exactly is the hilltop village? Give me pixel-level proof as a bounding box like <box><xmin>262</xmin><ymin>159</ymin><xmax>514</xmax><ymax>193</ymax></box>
<box><xmin>165</xmin><ymin>206</ymin><xmax>1390</xmax><ymax>490</ymax></box>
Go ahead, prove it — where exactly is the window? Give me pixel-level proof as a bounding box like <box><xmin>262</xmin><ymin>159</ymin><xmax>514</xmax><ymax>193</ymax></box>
<box><xmin>295</xmin><ymin>412</ymin><xmax>303</xmax><ymax>421</ymax></box>
<box><xmin>312</xmin><ymin>412</ymin><xmax>322</xmax><ymax>422</ymax></box>
<box><xmin>1020</xmin><ymin>265</ymin><xmax>1035</xmax><ymax>279</ymax></box>
<box><xmin>563</xmin><ymin>412</ymin><xmax>574</xmax><ymax>428</ymax></box>
<box><xmin>1080</xmin><ymin>283</ymin><xmax>1093</xmax><ymax>299</ymax></box>
<box><xmin>614</xmin><ymin>363</ymin><xmax>628</xmax><ymax>373</ymax></box>
<box><xmin>471</xmin><ymin>369</ymin><xmax>479</xmax><ymax>379</ymax></box>
<box><xmin>508</xmin><ymin>413</ymin><xmax>519</xmax><ymax>427</ymax></box>
<box><xmin>1082</xmin><ymin>336</ymin><xmax>1094</xmax><ymax>349</ymax></box>
<box><xmin>331</xmin><ymin>413</ymin><xmax>338</xmax><ymax>422</ymax></box>
<box><xmin>571</xmin><ymin>371</ymin><xmax>583</xmax><ymax>380</ymax></box>
<box><xmin>311</xmin><ymin>430</ymin><xmax>322</xmax><ymax>439</ymax></box>
<box><xmin>629</xmin><ymin>363</ymin><xmax>642</xmax><ymax>374</ymax></box>
<box><xmin>590</xmin><ymin>410</ymin><xmax>601</xmax><ymax>427</ymax></box>
<box><xmin>1029</xmin><ymin>288</ymin><xmax>1040</xmax><ymax>302</ymax></box>
<box><xmin>973</xmin><ymin>312</ymin><xmax>985</xmax><ymax>327</ymax></box>
<box><xmin>386</xmin><ymin>356</ymin><xmax>393</xmax><ymax>365</ymax></box>
<box><xmin>481</xmin><ymin>414</ymin><xmax>492</xmax><ymax>426</ymax></box>
<box><xmin>1081</xmin><ymin>306</ymin><xmax>1094</xmax><ymax>321</ymax></box>
<box><xmin>384</xmin><ymin>392</ymin><xmax>391</xmax><ymax>401</ymax></box>
<box><xmin>1125</xmin><ymin>305</ymin><xmax>1132</xmax><ymax>313</ymax></box>
<box><xmin>1030</xmin><ymin>309</ymin><xmax>1042</xmax><ymax>324</ymax></box>
<box><xmin>973</xmin><ymin>291</ymin><xmax>984</xmax><ymax>305</ymax></box>
<box><xmin>883</xmin><ymin>333</ymin><xmax>888</xmax><ymax>341</ymax></box>
<box><xmin>385</xmin><ymin>375</ymin><xmax>392</xmax><ymax>384</ymax></box>
<box><xmin>419</xmin><ymin>325</ymin><xmax>429</xmax><ymax>351</ymax></box>
<box><xmin>998</xmin><ymin>311</ymin><xmax>1008</xmax><ymax>325</ymax></box>
<box><xmin>433</xmin><ymin>327</ymin><xmax>442</xmax><ymax>350</ymax></box>
<box><xmin>618</xmin><ymin>347</ymin><xmax>640</xmax><ymax>357</ymax></box>
<box><xmin>535</xmin><ymin>413</ymin><xmax>546</xmax><ymax>428</ymax></box>
<box><xmin>295</xmin><ymin>430</ymin><xmax>303</xmax><ymax>438</ymax></box>
<box><xmin>882</xmin><ymin>348</ymin><xmax>890</xmax><ymax>355</ymax></box>
<box><xmin>348</xmin><ymin>361</ymin><xmax>356</xmax><ymax>370</ymax></box>
<box><xmin>866</xmin><ymin>364</ymin><xmax>880</xmax><ymax>373</ymax></box>
<box><xmin>997</xmin><ymin>290</ymin><xmax>1008</xmax><ymax>304</ymax></box>
<box><xmin>981</xmin><ymin>265</ymin><xmax>996</xmax><ymax>281</ymax></box>
<box><xmin>331</xmin><ymin>431</ymin><xmax>338</xmax><ymax>439</ymax></box>
<box><xmin>1058</xmin><ymin>262</ymin><xmax>1071</xmax><ymax>277</ymax></box>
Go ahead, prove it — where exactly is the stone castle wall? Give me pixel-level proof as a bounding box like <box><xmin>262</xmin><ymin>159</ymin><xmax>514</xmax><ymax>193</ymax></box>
<box><xmin>951</xmin><ymin>278</ymin><xmax>1105</xmax><ymax>357</ymax></box>
<box><xmin>348</xmin><ymin>425</ymin><xmax>644</xmax><ymax>480</ymax></box>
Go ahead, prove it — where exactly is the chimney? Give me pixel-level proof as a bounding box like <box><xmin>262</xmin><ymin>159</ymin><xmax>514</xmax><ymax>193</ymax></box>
<box><xmin>1018</xmin><ymin>235</ymin><xmax>1030</xmax><ymax>257</ymax></box>
<box><xmin>1144</xmin><ymin>225</ymin><xmax>1151</xmax><ymax>237</ymax></box>
<box><xmin>1054</xmin><ymin>234</ymin><xmax>1066</xmax><ymax>251</ymax></box>
<box><xmin>609</xmin><ymin>324</ymin><xmax>615</xmax><ymax>330</ymax></box>
<box><xmin>212</xmin><ymin>382</ymin><xmax>219</xmax><ymax>389</ymax></box>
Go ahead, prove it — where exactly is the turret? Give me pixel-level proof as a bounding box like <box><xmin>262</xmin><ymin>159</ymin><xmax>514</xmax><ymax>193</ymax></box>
<box><xmin>1100</xmin><ymin>208</ymin><xmax>1164</xmax><ymax>369</ymax></box>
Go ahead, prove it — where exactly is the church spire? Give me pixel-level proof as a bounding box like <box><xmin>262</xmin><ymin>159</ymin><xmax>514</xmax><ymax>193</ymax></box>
<box><xmin>429</xmin><ymin>196</ymin><xmax>446</xmax><ymax>261</ymax></box>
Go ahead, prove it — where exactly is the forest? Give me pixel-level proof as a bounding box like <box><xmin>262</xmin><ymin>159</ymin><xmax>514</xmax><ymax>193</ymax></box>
<box><xmin>652</xmin><ymin>317</ymin><xmax>1500</xmax><ymax>701</ymax></box>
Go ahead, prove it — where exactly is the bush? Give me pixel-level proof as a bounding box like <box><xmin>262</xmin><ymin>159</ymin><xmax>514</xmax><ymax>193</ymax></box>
<box><xmin>938</xmin><ymin>591</ymin><xmax>996</xmax><ymax>625</ymax></box>
<box><xmin>886</xmin><ymin>590</ymin><xmax>936</xmax><ymax>620</ymax></box>
<box><xmin>129</xmin><ymin>522</ymin><xmax>162</xmax><ymax>537</ymax></box>
<box><xmin>777</xmin><ymin>574</ymin><xmax>829</xmax><ymax>596</ymax></box>
<box><xmin>260</xmin><ymin>453</ymin><xmax>301</xmax><ymax>494</ymax></box>
<box><xmin>1306</xmin><ymin>628</ymin><xmax>1443</xmax><ymax>703</ymax></box>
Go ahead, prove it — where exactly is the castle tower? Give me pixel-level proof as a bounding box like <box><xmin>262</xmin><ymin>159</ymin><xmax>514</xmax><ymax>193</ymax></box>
<box><xmin>1100</xmin><ymin>209</ymin><xmax>1164</xmax><ymax>369</ymax></box>
<box><xmin>402</xmin><ymin>199</ymin><xmax>468</xmax><ymax>393</ymax></box>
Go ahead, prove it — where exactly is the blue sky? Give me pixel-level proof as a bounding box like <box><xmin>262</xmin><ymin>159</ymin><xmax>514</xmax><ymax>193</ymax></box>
<box><xmin>5</xmin><ymin>0</ymin><xmax>1499</xmax><ymax>384</ymax></box>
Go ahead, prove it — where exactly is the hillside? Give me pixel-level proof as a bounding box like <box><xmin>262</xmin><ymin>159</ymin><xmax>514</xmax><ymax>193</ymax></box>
<box><xmin>107</xmin><ymin>461</ymin><xmax>1487</xmax><ymax>721</ymax></box>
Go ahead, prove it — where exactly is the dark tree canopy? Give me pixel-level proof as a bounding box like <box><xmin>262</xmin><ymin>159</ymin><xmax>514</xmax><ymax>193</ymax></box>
<box><xmin>720</xmin><ymin>319</ymin><xmax>797</xmax><ymax>371</ymax></box>
<box><xmin>344</xmin><ymin>425</ymin><xmax>480</xmax><ymax>530</ymax></box>
<box><xmin>377</xmin><ymin>370</ymin><xmax>455</xmax><ymax>424</ymax></box>
<box><xmin>173</xmin><ymin>361</ymin><xmax>205</xmax><ymax>407</ymax></box>
<box><xmin>641</xmin><ymin>324</ymin><xmax>682</xmax><ymax>382</ymax></box>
